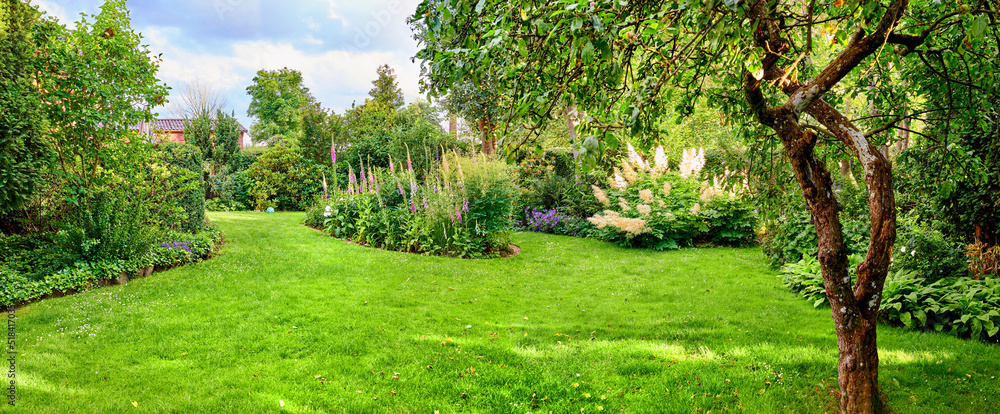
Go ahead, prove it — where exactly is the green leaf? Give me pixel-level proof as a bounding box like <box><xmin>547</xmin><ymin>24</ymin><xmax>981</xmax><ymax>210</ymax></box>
<box><xmin>813</xmin><ymin>297</ymin><xmax>826</xmax><ymax>308</ymax></box>
<box><xmin>900</xmin><ymin>311</ymin><xmax>912</xmax><ymax>327</ymax></box>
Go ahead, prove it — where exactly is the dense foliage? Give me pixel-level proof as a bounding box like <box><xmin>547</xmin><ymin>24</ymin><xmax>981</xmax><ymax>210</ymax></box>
<box><xmin>780</xmin><ymin>256</ymin><xmax>999</xmax><ymax>344</ymax></box>
<box><xmin>0</xmin><ymin>0</ymin><xmax>51</xmax><ymax>215</ymax></box>
<box><xmin>245</xmin><ymin>144</ymin><xmax>330</xmax><ymax>211</ymax></box>
<box><xmin>154</xmin><ymin>143</ymin><xmax>205</xmax><ymax>233</ymax></box>
<box><xmin>1</xmin><ymin>225</ymin><xmax>222</xmax><ymax>306</ymax></box>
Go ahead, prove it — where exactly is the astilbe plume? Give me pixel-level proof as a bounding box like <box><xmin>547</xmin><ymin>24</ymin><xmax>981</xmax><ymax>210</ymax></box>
<box><xmin>639</xmin><ymin>189</ymin><xmax>654</xmax><ymax>204</ymax></box>
<box><xmin>591</xmin><ymin>185</ymin><xmax>611</xmax><ymax>207</ymax></box>
<box><xmin>621</xmin><ymin>162</ymin><xmax>639</xmax><ymax>184</ymax></box>
<box><xmin>653</xmin><ymin>146</ymin><xmax>669</xmax><ymax>171</ymax></box>
<box><xmin>626</xmin><ymin>142</ymin><xmax>649</xmax><ymax>171</ymax></box>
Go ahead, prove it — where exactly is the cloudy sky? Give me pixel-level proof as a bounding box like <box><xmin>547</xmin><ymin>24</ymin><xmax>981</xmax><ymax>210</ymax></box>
<box><xmin>32</xmin><ymin>0</ymin><xmax>426</xmax><ymax>138</ymax></box>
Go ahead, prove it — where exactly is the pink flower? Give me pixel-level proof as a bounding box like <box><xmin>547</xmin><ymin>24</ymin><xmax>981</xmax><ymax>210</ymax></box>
<box><xmin>330</xmin><ymin>144</ymin><xmax>337</xmax><ymax>164</ymax></box>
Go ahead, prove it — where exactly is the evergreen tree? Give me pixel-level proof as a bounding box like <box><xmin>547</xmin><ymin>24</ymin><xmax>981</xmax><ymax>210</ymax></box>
<box><xmin>0</xmin><ymin>0</ymin><xmax>52</xmax><ymax>214</ymax></box>
<box><xmin>368</xmin><ymin>64</ymin><xmax>405</xmax><ymax>109</ymax></box>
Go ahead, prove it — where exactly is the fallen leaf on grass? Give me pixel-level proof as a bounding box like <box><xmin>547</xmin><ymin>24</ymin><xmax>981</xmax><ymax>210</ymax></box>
<box><xmin>131</xmin><ymin>401</ymin><xmax>138</xmax><ymax>407</ymax></box>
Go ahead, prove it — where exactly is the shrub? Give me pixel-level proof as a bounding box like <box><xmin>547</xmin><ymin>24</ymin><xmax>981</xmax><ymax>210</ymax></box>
<box><xmin>584</xmin><ymin>144</ymin><xmax>757</xmax><ymax>250</ymax></box>
<box><xmin>0</xmin><ymin>225</ymin><xmax>222</xmax><ymax>306</ymax></box>
<box><xmin>891</xmin><ymin>219</ymin><xmax>969</xmax><ymax>282</ymax></box>
<box><xmin>54</xmin><ymin>188</ymin><xmax>155</xmax><ymax>266</ymax></box>
<box><xmin>245</xmin><ymin>144</ymin><xmax>330</xmax><ymax>211</ymax></box>
<box><xmin>779</xmin><ymin>256</ymin><xmax>1000</xmax><ymax>343</ymax></box>
<box><xmin>762</xmin><ymin>210</ymin><xmax>870</xmax><ymax>267</ymax></box>
<box><xmin>154</xmin><ymin>142</ymin><xmax>205</xmax><ymax>232</ymax></box>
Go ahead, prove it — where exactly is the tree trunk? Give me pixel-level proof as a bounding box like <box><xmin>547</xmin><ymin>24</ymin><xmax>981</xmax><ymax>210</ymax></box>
<box><xmin>744</xmin><ymin>2</ymin><xmax>906</xmax><ymax>410</ymax></box>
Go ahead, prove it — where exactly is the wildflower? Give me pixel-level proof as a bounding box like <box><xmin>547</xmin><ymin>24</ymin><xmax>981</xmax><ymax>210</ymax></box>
<box><xmin>662</xmin><ymin>181</ymin><xmax>672</xmax><ymax>196</ymax></box>
<box><xmin>330</xmin><ymin>144</ymin><xmax>337</xmax><ymax>164</ymax></box>
<box><xmin>388</xmin><ymin>154</ymin><xmax>395</xmax><ymax>174</ymax></box>
<box><xmin>324</xmin><ymin>211</ymin><xmax>332</xmax><ymax>218</ymax></box>
<box><xmin>405</xmin><ymin>144</ymin><xmax>414</xmax><ymax>172</ymax></box>
<box><xmin>410</xmin><ymin>199</ymin><xmax>417</xmax><ymax>213</ymax></box>
<box><xmin>664</xmin><ymin>211</ymin><xmax>676</xmax><ymax>220</ymax></box>
<box><xmin>690</xmin><ymin>203</ymin><xmax>701</xmax><ymax>215</ymax></box>
<box><xmin>592</xmin><ymin>185</ymin><xmax>611</xmax><ymax>207</ymax></box>
<box><xmin>457</xmin><ymin>162</ymin><xmax>465</xmax><ymax>183</ymax></box>
<box><xmin>639</xmin><ymin>189</ymin><xmax>654</xmax><ymax>203</ymax></box>
<box><xmin>462</xmin><ymin>198</ymin><xmax>469</xmax><ymax>212</ymax></box>
<box><xmin>901</xmin><ymin>246</ymin><xmax>906</xmax><ymax>253</ymax></box>
<box><xmin>423</xmin><ymin>197</ymin><xmax>429</xmax><ymax>210</ymax></box>
<box><xmin>325</xmin><ymin>205</ymin><xmax>332</xmax><ymax>212</ymax></box>
<box><xmin>348</xmin><ymin>164</ymin><xmax>357</xmax><ymax>194</ymax></box>
<box><xmin>621</xmin><ymin>162</ymin><xmax>639</xmax><ymax>184</ymax></box>
<box><xmin>911</xmin><ymin>250</ymin><xmax>916</xmax><ymax>257</ymax></box>
<box><xmin>658</xmin><ymin>199</ymin><xmax>666</xmax><ymax>208</ymax></box>
<box><xmin>637</xmin><ymin>204</ymin><xmax>652</xmax><ymax>215</ymax></box>
<box><xmin>398</xmin><ymin>182</ymin><xmax>406</xmax><ymax>197</ymax></box>
<box><xmin>618</xmin><ymin>197</ymin><xmax>631</xmax><ymax>211</ymax></box>
<box><xmin>653</xmin><ymin>145</ymin><xmax>668</xmax><ymax>171</ymax></box>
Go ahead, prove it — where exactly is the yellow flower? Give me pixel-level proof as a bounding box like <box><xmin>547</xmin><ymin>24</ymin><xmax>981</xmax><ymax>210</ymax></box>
<box><xmin>597</xmin><ymin>406</ymin><xmax>604</xmax><ymax>411</ymax></box>
<box><xmin>572</xmin><ymin>383</ymin><xmax>580</xmax><ymax>387</ymax></box>
<box><xmin>584</xmin><ymin>393</ymin><xmax>591</xmax><ymax>398</ymax></box>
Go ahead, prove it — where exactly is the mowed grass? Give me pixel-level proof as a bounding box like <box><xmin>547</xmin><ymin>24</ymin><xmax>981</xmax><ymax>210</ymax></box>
<box><xmin>5</xmin><ymin>212</ymin><xmax>999</xmax><ymax>413</ymax></box>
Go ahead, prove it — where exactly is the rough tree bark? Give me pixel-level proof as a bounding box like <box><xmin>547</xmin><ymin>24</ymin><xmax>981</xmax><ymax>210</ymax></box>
<box><xmin>745</xmin><ymin>1</ymin><xmax>908</xmax><ymax>412</ymax></box>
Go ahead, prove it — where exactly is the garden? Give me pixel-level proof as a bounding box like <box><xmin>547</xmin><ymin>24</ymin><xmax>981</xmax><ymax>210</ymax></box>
<box><xmin>2</xmin><ymin>1</ymin><xmax>1000</xmax><ymax>413</ymax></box>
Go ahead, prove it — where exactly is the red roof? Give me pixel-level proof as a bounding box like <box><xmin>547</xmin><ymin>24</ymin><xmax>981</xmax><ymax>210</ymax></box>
<box><xmin>132</xmin><ymin>118</ymin><xmax>249</xmax><ymax>134</ymax></box>
<box><xmin>151</xmin><ymin>118</ymin><xmax>249</xmax><ymax>133</ymax></box>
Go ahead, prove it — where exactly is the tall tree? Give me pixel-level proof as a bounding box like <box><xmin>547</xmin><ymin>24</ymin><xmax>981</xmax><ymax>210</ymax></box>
<box><xmin>246</xmin><ymin>67</ymin><xmax>313</xmax><ymax>144</ymax></box>
<box><xmin>173</xmin><ymin>79</ymin><xmax>229</xmax><ymax>120</ymax></box>
<box><xmin>1</xmin><ymin>0</ymin><xmax>51</xmax><ymax>215</ymax></box>
<box><xmin>182</xmin><ymin>113</ymin><xmax>213</xmax><ymax>162</ymax></box>
<box><xmin>368</xmin><ymin>64</ymin><xmax>405</xmax><ymax>110</ymax></box>
<box><xmin>32</xmin><ymin>0</ymin><xmax>167</xmax><ymax>191</ymax></box>
<box><xmin>414</xmin><ymin>1</ymin><xmax>996</xmax><ymax>412</ymax></box>
<box><xmin>299</xmin><ymin>102</ymin><xmax>341</xmax><ymax>165</ymax></box>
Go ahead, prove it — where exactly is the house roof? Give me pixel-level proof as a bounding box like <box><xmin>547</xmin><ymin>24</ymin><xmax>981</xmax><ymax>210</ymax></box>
<box><xmin>133</xmin><ymin>118</ymin><xmax>249</xmax><ymax>134</ymax></box>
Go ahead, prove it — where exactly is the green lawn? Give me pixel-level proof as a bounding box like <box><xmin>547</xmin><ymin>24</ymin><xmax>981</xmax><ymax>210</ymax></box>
<box><xmin>6</xmin><ymin>212</ymin><xmax>998</xmax><ymax>413</ymax></box>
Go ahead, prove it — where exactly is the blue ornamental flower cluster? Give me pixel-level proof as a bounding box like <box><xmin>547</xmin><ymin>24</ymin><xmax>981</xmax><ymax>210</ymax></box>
<box><xmin>524</xmin><ymin>208</ymin><xmax>573</xmax><ymax>234</ymax></box>
<box><xmin>160</xmin><ymin>241</ymin><xmax>193</xmax><ymax>254</ymax></box>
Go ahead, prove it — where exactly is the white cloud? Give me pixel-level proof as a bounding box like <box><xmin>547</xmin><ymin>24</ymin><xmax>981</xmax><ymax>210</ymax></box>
<box><xmin>31</xmin><ymin>0</ymin><xmax>69</xmax><ymax>23</ymax></box>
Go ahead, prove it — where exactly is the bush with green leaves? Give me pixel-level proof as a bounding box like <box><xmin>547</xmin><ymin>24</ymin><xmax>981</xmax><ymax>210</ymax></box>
<box><xmin>54</xmin><ymin>188</ymin><xmax>155</xmax><ymax>267</ymax></box>
<box><xmin>893</xmin><ymin>218</ymin><xmax>968</xmax><ymax>282</ymax></box>
<box><xmin>245</xmin><ymin>144</ymin><xmax>330</xmax><ymax>211</ymax></box>
<box><xmin>584</xmin><ymin>145</ymin><xmax>757</xmax><ymax>250</ymax></box>
<box><xmin>762</xmin><ymin>209</ymin><xmax>871</xmax><ymax>267</ymax></box>
<box><xmin>305</xmin><ymin>151</ymin><xmax>515</xmax><ymax>258</ymax></box>
<box><xmin>779</xmin><ymin>256</ymin><xmax>1000</xmax><ymax>343</ymax></box>
<box><xmin>1</xmin><ymin>225</ymin><xmax>222</xmax><ymax>306</ymax></box>
<box><xmin>153</xmin><ymin>142</ymin><xmax>205</xmax><ymax>232</ymax></box>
